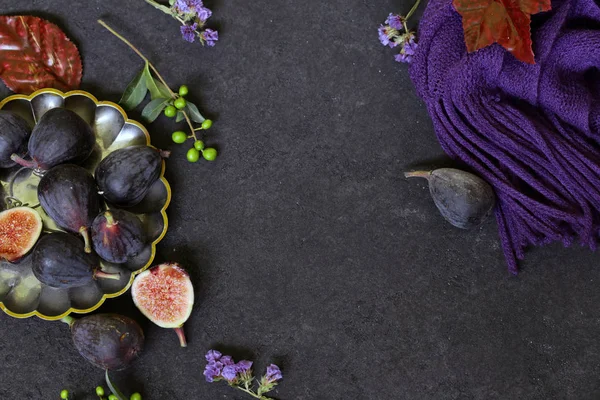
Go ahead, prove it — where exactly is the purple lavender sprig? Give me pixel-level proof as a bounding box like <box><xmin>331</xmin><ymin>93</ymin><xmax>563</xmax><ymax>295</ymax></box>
<box><xmin>377</xmin><ymin>0</ymin><xmax>423</xmax><ymax>63</ymax></box>
<box><xmin>204</xmin><ymin>350</ymin><xmax>283</xmax><ymax>400</ymax></box>
<box><xmin>144</xmin><ymin>0</ymin><xmax>219</xmax><ymax>46</ymax></box>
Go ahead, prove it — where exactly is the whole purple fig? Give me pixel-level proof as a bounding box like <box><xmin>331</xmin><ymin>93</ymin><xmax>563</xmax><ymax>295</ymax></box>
<box><xmin>62</xmin><ymin>313</ymin><xmax>144</xmax><ymax>371</ymax></box>
<box><xmin>405</xmin><ymin>168</ymin><xmax>495</xmax><ymax>229</ymax></box>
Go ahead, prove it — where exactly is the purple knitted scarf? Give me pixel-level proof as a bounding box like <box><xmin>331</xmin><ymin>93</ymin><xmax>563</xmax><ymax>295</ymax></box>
<box><xmin>410</xmin><ymin>0</ymin><xmax>600</xmax><ymax>273</ymax></box>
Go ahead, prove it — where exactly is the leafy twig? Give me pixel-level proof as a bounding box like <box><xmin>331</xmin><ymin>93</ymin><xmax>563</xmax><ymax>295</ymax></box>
<box><xmin>97</xmin><ymin>20</ymin><xmax>175</xmax><ymax>99</ymax></box>
<box><xmin>97</xmin><ymin>19</ymin><xmax>217</xmax><ymax>162</ymax></box>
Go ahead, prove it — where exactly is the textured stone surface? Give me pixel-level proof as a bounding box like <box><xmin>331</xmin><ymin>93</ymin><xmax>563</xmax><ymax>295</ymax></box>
<box><xmin>1</xmin><ymin>1</ymin><xmax>600</xmax><ymax>399</ymax></box>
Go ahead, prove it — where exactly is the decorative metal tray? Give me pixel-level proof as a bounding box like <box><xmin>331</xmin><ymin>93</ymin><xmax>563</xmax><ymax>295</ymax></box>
<box><xmin>0</xmin><ymin>88</ymin><xmax>170</xmax><ymax>320</ymax></box>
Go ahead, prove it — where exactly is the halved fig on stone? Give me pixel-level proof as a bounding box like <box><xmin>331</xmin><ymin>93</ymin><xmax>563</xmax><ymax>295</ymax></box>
<box><xmin>0</xmin><ymin>207</ymin><xmax>42</xmax><ymax>262</ymax></box>
<box><xmin>131</xmin><ymin>263</ymin><xmax>194</xmax><ymax>347</ymax></box>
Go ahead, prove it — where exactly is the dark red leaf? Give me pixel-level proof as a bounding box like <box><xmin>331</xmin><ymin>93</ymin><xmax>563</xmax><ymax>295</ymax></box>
<box><xmin>452</xmin><ymin>0</ymin><xmax>551</xmax><ymax>64</ymax></box>
<box><xmin>0</xmin><ymin>16</ymin><xmax>82</xmax><ymax>94</ymax></box>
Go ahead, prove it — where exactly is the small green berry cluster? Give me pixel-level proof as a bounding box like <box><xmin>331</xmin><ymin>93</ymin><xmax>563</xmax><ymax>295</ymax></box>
<box><xmin>165</xmin><ymin>85</ymin><xmax>218</xmax><ymax>163</ymax></box>
<box><xmin>60</xmin><ymin>387</ymin><xmax>142</xmax><ymax>400</ymax></box>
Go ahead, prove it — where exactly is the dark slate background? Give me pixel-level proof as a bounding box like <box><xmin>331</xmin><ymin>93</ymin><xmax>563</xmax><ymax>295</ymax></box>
<box><xmin>1</xmin><ymin>1</ymin><xmax>600</xmax><ymax>399</ymax></box>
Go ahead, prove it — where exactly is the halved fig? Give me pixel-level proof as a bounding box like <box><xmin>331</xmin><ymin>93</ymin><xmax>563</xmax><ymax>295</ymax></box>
<box><xmin>131</xmin><ymin>263</ymin><xmax>194</xmax><ymax>347</ymax></box>
<box><xmin>0</xmin><ymin>207</ymin><xmax>42</xmax><ymax>262</ymax></box>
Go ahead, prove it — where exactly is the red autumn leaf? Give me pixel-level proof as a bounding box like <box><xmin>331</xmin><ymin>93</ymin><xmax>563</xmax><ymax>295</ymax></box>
<box><xmin>0</xmin><ymin>16</ymin><xmax>82</xmax><ymax>94</ymax></box>
<box><xmin>452</xmin><ymin>0</ymin><xmax>551</xmax><ymax>64</ymax></box>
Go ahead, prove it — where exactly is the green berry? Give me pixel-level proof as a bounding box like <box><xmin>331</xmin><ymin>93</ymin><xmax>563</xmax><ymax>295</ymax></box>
<box><xmin>174</xmin><ymin>97</ymin><xmax>187</xmax><ymax>109</ymax></box>
<box><xmin>178</xmin><ymin>85</ymin><xmax>189</xmax><ymax>96</ymax></box>
<box><xmin>60</xmin><ymin>390</ymin><xmax>69</xmax><ymax>399</ymax></box>
<box><xmin>187</xmin><ymin>148</ymin><xmax>200</xmax><ymax>163</ymax></box>
<box><xmin>96</xmin><ymin>386</ymin><xmax>105</xmax><ymax>396</ymax></box>
<box><xmin>201</xmin><ymin>119</ymin><xmax>213</xmax><ymax>130</ymax></box>
<box><xmin>194</xmin><ymin>140</ymin><xmax>205</xmax><ymax>151</ymax></box>
<box><xmin>108</xmin><ymin>395</ymin><xmax>118</xmax><ymax>400</ymax></box>
<box><xmin>130</xmin><ymin>393</ymin><xmax>143</xmax><ymax>400</ymax></box>
<box><xmin>164</xmin><ymin>105</ymin><xmax>177</xmax><ymax>118</ymax></box>
<box><xmin>203</xmin><ymin>147</ymin><xmax>217</xmax><ymax>161</ymax></box>
<box><xmin>172</xmin><ymin>131</ymin><xmax>187</xmax><ymax>144</ymax></box>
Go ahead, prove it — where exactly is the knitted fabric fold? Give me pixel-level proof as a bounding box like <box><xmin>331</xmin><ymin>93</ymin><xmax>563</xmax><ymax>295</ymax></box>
<box><xmin>410</xmin><ymin>0</ymin><xmax>600</xmax><ymax>273</ymax></box>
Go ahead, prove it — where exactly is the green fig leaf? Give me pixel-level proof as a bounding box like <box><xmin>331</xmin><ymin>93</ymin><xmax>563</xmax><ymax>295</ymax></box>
<box><xmin>142</xmin><ymin>98</ymin><xmax>170</xmax><ymax>123</ymax></box>
<box><xmin>185</xmin><ymin>102</ymin><xmax>205</xmax><ymax>123</ymax></box>
<box><xmin>105</xmin><ymin>370</ymin><xmax>127</xmax><ymax>400</ymax></box>
<box><xmin>143</xmin><ymin>63</ymin><xmax>172</xmax><ymax>100</ymax></box>
<box><xmin>119</xmin><ymin>65</ymin><xmax>148</xmax><ymax>110</ymax></box>
<box><xmin>176</xmin><ymin>110</ymin><xmax>185</xmax><ymax>123</ymax></box>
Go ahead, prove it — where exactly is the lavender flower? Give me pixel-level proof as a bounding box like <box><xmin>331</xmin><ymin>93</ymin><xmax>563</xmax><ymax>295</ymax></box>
<box><xmin>201</xmin><ymin>29</ymin><xmax>219</xmax><ymax>47</ymax></box>
<box><xmin>385</xmin><ymin>13</ymin><xmax>404</xmax><ymax>30</ymax></box>
<box><xmin>204</xmin><ymin>362</ymin><xmax>222</xmax><ymax>382</ymax></box>
<box><xmin>235</xmin><ymin>360</ymin><xmax>253</xmax><ymax>373</ymax></box>
<box><xmin>197</xmin><ymin>6</ymin><xmax>213</xmax><ymax>22</ymax></box>
<box><xmin>205</xmin><ymin>350</ymin><xmax>222</xmax><ymax>362</ymax></box>
<box><xmin>265</xmin><ymin>364</ymin><xmax>283</xmax><ymax>382</ymax></box>
<box><xmin>378</xmin><ymin>25</ymin><xmax>398</xmax><ymax>48</ymax></box>
<box><xmin>181</xmin><ymin>23</ymin><xmax>198</xmax><ymax>43</ymax></box>
<box><xmin>396</xmin><ymin>36</ymin><xmax>418</xmax><ymax>63</ymax></box>
<box><xmin>173</xmin><ymin>0</ymin><xmax>192</xmax><ymax>13</ymax></box>
<box><xmin>204</xmin><ymin>352</ymin><xmax>283</xmax><ymax>399</ymax></box>
<box><xmin>174</xmin><ymin>0</ymin><xmax>204</xmax><ymax>14</ymax></box>
<box><xmin>378</xmin><ymin>9</ymin><xmax>421</xmax><ymax>64</ymax></box>
<box><xmin>222</xmin><ymin>365</ymin><xmax>238</xmax><ymax>382</ymax></box>
<box><xmin>220</xmin><ymin>355</ymin><xmax>235</xmax><ymax>366</ymax></box>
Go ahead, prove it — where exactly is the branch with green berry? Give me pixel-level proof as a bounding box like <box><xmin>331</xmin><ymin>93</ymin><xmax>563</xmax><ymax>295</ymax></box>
<box><xmin>59</xmin><ymin>385</ymin><xmax>141</xmax><ymax>400</ymax></box>
<box><xmin>60</xmin><ymin>371</ymin><xmax>142</xmax><ymax>400</ymax></box>
<box><xmin>98</xmin><ymin>20</ymin><xmax>218</xmax><ymax>163</ymax></box>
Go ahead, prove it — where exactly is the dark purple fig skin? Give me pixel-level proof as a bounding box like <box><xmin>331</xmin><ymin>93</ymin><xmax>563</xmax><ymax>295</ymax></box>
<box><xmin>95</xmin><ymin>145</ymin><xmax>168</xmax><ymax>207</ymax></box>
<box><xmin>12</xmin><ymin>108</ymin><xmax>95</xmax><ymax>171</ymax></box>
<box><xmin>69</xmin><ymin>313</ymin><xmax>144</xmax><ymax>370</ymax></box>
<box><xmin>38</xmin><ymin>164</ymin><xmax>101</xmax><ymax>252</ymax></box>
<box><xmin>92</xmin><ymin>209</ymin><xmax>146</xmax><ymax>264</ymax></box>
<box><xmin>32</xmin><ymin>233</ymin><xmax>100</xmax><ymax>288</ymax></box>
<box><xmin>0</xmin><ymin>110</ymin><xmax>30</xmax><ymax>168</ymax></box>
<box><xmin>405</xmin><ymin>168</ymin><xmax>495</xmax><ymax>229</ymax></box>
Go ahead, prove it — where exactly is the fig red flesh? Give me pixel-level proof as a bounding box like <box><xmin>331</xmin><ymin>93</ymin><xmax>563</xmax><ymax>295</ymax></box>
<box><xmin>0</xmin><ymin>207</ymin><xmax>42</xmax><ymax>262</ymax></box>
<box><xmin>131</xmin><ymin>263</ymin><xmax>194</xmax><ymax>347</ymax></box>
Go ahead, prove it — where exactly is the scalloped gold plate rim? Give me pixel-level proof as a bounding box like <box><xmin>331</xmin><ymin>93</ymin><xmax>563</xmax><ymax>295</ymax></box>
<box><xmin>0</xmin><ymin>88</ymin><xmax>171</xmax><ymax>321</ymax></box>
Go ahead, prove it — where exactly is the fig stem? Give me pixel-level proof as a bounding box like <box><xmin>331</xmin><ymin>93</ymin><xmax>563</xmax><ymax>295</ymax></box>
<box><xmin>60</xmin><ymin>315</ymin><xmax>75</xmax><ymax>326</ymax></box>
<box><xmin>404</xmin><ymin>170</ymin><xmax>432</xmax><ymax>180</ymax></box>
<box><xmin>95</xmin><ymin>270</ymin><xmax>121</xmax><ymax>281</ymax></box>
<box><xmin>10</xmin><ymin>154</ymin><xmax>35</xmax><ymax>169</ymax></box>
<box><xmin>104</xmin><ymin>212</ymin><xmax>116</xmax><ymax>228</ymax></box>
<box><xmin>159</xmin><ymin>150</ymin><xmax>171</xmax><ymax>159</ymax></box>
<box><xmin>80</xmin><ymin>227</ymin><xmax>92</xmax><ymax>253</ymax></box>
<box><xmin>174</xmin><ymin>326</ymin><xmax>187</xmax><ymax>347</ymax></box>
